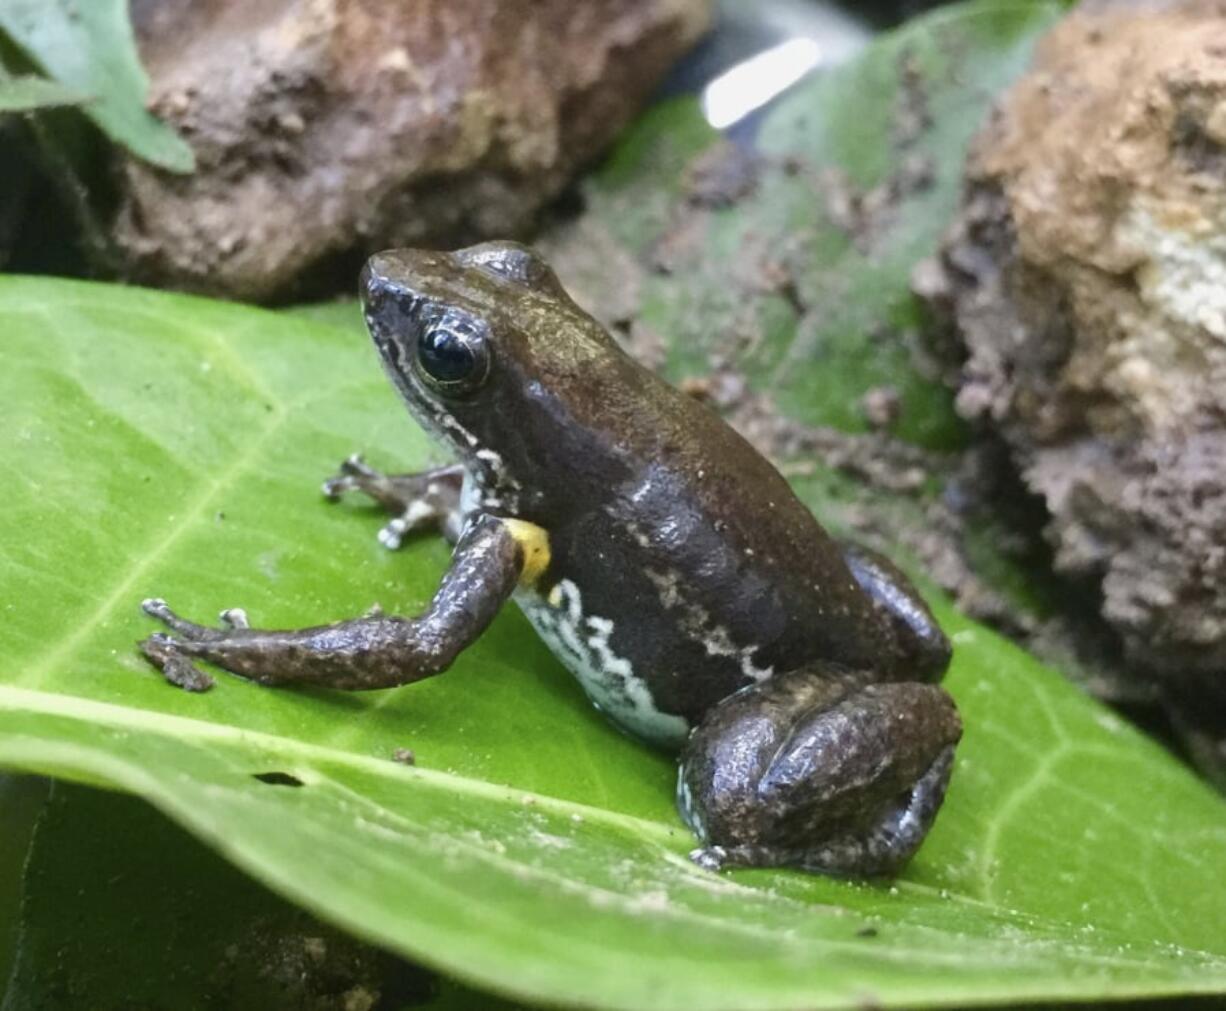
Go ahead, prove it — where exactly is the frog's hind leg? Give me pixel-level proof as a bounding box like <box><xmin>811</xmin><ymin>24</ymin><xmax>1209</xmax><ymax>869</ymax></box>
<box><xmin>677</xmin><ymin>666</ymin><xmax>961</xmax><ymax>877</ymax></box>
<box><xmin>840</xmin><ymin>541</ymin><xmax>952</xmax><ymax>683</ymax></box>
<box><xmin>322</xmin><ymin>455</ymin><xmax>465</xmax><ymax>546</ymax></box>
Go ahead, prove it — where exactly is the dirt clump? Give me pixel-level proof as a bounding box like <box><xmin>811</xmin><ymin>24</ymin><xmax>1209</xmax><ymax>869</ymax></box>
<box><xmin>118</xmin><ymin>0</ymin><xmax>711</xmax><ymax>300</ymax></box>
<box><xmin>918</xmin><ymin>0</ymin><xmax>1226</xmax><ymax>782</ymax></box>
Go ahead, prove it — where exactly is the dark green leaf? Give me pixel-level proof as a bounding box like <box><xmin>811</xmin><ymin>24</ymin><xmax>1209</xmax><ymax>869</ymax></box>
<box><xmin>3</xmin><ymin>783</ymin><xmax>515</xmax><ymax>1011</ymax></box>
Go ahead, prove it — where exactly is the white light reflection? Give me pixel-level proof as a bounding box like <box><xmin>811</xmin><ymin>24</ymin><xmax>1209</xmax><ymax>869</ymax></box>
<box><xmin>701</xmin><ymin>37</ymin><xmax>823</xmax><ymax>130</ymax></box>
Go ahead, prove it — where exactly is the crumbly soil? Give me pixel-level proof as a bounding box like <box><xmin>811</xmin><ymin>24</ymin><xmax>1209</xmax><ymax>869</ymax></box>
<box><xmin>917</xmin><ymin>0</ymin><xmax>1226</xmax><ymax>783</ymax></box>
<box><xmin>117</xmin><ymin>0</ymin><xmax>710</xmax><ymax>300</ymax></box>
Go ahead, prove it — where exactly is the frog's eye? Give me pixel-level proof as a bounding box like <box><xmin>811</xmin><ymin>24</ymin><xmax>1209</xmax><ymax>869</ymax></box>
<box><xmin>415</xmin><ymin>314</ymin><xmax>490</xmax><ymax>395</ymax></box>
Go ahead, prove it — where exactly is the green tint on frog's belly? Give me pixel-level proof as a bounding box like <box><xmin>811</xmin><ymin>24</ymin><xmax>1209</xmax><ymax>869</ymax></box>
<box><xmin>514</xmin><ymin>582</ymin><xmax>693</xmax><ymax>749</ymax></box>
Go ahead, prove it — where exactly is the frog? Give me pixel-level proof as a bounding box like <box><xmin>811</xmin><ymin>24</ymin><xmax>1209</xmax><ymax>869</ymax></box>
<box><xmin>139</xmin><ymin>240</ymin><xmax>961</xmax><ymax>877</ymax></box>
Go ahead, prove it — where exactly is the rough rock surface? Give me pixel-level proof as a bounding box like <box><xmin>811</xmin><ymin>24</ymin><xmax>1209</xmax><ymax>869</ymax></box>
<box><xmin>118</xmin><ymin>0</ymin><xmax>710</xmax><ymax>300</ymax></box>
<box><xmin>918</xmin><ymin>0</ymin><xmax>1226</xmax><ymax>780</ymax></box>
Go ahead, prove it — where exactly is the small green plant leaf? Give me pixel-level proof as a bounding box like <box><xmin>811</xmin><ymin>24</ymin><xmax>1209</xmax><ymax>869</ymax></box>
<box><xmin>1</xmin><ymin>275</ymin><xmax>1225</xmax><ymax>1010</ymax></box>
<box><xmin>0</xmin><ymin>74</ymin><xmax>84</xmax><ymax>113</ymax></box>
<box><xmin>0</xmin><ymin>0</ymin><xmax>194</xmax><ymax>172</ymax></box>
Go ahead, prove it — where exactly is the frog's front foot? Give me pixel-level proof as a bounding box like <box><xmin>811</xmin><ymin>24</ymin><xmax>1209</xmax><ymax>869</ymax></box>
<box><xmin>321</xmin><ymin>455</ymin><xmax>465</xmax><ymax>547</ymax></box>
<box><xmin>137</xmin><ymin>514</ymin><xmax>527</xmax><ymax>693</ymax></box>
<box><xmin>320</xmin><ymin>453</ymin><xmax>382</xmax><ymax>500</ymax></box>
<box><xmin>677</xmin><ymin>667</ymin><xmax>961</xmax><ymax>877</ymax></box>
<box><xmin>138</xmin><ymin>598</ymin><xmax>255</xmax><ymax>691</ymax></box>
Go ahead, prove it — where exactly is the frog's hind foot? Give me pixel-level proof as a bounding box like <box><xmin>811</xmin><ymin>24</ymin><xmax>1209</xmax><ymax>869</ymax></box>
<box><xmin>677</xmin><ymin>666</ymin><xmax>961</xmax><ymax>877</ymax></box>
<box><xmin>321</xmin><ymin>456</ymin><xmax>464</xmax><ymax>548</ymax></box>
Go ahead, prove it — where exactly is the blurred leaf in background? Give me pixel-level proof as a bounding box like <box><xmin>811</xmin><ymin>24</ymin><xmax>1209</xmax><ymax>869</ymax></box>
<box><xmin>0</xmin><ymin>75</ymin><xmax>82</xmax><ymax>114</ymax></box>
<box><xmin>0</xmin><ymin>0</ymin><xmax>193</xmax><ymax>172</ymax></box>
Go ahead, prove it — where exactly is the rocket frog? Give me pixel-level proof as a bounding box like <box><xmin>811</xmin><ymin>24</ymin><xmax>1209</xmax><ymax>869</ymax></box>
<box><xmin>140</xmin><ymin>241</ymin><xmax>961</xmax><ymax>877</ymax></box>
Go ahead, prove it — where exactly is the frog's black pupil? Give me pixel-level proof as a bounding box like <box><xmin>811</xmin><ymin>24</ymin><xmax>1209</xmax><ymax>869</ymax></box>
<box><xmin>418</xmin><ymin>327</ymin><xmax>474</xmax><ymax>383</ymax></box>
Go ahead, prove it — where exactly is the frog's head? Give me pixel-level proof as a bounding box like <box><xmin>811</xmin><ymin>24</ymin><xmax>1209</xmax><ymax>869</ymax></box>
<box><xmin>360</xmin><ymin>241</ymin><xmax>641</xmax><ymax>517</ymax></box>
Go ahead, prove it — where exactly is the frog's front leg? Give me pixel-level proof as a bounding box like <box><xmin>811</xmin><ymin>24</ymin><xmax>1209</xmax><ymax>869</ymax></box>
<box><xmin>323</xmin><ymin>456</ymin><xmax>466</xmax><ymax>547</ymax></box>
<box><xmin>677</xmin><ymin>667</ymin><xmax>961</xmax><ymax>876</ymax></box>
<box><xmin>139</xmin><ymin>514</ymin><xmax>539</xmax><ymax>692</ymax></box>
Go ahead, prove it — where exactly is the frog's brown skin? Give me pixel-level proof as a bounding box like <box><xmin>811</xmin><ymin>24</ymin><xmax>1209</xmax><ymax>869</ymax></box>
<box><xmin>140</xmin><ymin>241</ymin><xmax>961</xmax><ymax>877</ymax></box>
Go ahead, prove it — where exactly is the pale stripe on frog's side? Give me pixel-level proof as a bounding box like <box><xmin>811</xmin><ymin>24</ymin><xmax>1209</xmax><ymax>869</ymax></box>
<box><xmin>516</xmin><ymin>578</ymin><xmax>691</xmax><ymax>749</ymax></box>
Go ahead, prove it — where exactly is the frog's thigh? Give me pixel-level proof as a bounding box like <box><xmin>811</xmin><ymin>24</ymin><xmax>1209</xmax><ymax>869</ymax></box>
<box><xmin>677</xmin><ymin>667</ymin><xmax>961</xmax><ymax>877</ymax></box>
<box><xmin>841</xmin><ymin>541</ymin><xmax>952</xmax><ymax>681</ymax></box>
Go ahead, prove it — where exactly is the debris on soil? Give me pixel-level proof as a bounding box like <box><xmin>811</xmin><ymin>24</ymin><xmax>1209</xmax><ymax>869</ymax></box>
<box><xmin>681</xmin><ymin>363</ymin><xmax>931</xmax><ymax>491</ymax></box>
<box><xmin>117</xmin><ymin>0</ymin><xmax>711</xmax><ymax>300</ymax></box>
<box><xmin>917</xmin><ymin>0</ymin><xmax>1226</xmax><ymax>780</ymax></box>
<box><xmin>861</xmin><ymin>385</ymin><xmax>903</xmax><ymax>429</ymax></box>
<box><xmin>683</xmin><ymin>141</ymin><xmax>761</xmax><ymax>208</ymax></box>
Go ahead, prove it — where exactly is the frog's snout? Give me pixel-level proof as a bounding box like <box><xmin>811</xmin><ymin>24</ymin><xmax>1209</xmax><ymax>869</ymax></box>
<box><xmin>359</xmin><ymin>253</ymin><xmax>400</xmax><ymax>312</ymax></box>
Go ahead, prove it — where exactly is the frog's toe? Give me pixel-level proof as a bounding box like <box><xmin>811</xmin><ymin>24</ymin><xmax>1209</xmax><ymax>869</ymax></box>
<box><xmin>377</xmin><ymin>516</ymin><xmax>409</xmax><ymax>550</ymax></box>
<box><xmin>138</xmin><ymin>633</ymin><xmax>215</xmax><ymax>692</ymax></box>
<box><xmin>141</xmin><ymin>598</ymin><xmax>227</xmax><ymax>641</ymax></box>
<box><xmin>321</xmin><ymin>453</ymin><xmax>377</xmax><ymax>500</ymax></box>
<box><xmin>219</xmin><ymin>607</ymin><xmax>250</xmax><ymax>629</ymax></box>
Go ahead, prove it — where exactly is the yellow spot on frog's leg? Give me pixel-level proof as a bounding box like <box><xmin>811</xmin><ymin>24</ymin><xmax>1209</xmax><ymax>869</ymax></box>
<box><xmin>502</xmin><ymin>518</ymin><xmax>551</xmax><ymax>588</ymax></box>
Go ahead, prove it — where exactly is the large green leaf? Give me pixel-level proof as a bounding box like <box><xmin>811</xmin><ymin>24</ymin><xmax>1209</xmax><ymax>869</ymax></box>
<box><xmin>0</xmin><ymin>0</ymin><xmax>194</xmax><ymax>172</ymax></box>
<box><xmin>2</xmin><ymin>275</ymin><xmax>1226</xmax><ymax>1009</ymax></box>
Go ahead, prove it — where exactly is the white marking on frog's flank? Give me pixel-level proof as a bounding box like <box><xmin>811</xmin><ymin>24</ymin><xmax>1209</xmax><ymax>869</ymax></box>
<box><xmin>584</xmin><ymin>616</ymin><xmax>633</xmax><ymax>682</ymax></box>
<box><xmin>475</xmin><ymin>447</ymin><xmax>510</xmax><ymax>475</ymax></box>
<box><xmin>517</xmin><ymin>579</ymin><xmax>689</xmax><ymax>749</ymax></box>
<box><xmin>643</xmin><ymin>568</ymin><xmax>773</xmax><ymax>683</ymax></box>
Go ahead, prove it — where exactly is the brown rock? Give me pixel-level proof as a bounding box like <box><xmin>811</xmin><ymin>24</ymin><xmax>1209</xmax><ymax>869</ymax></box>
<box><xmin>118</xmin><ymin>0</ymin><xmax>711</xmax><ymax>300</ymax></box>
<box><xmin>920</xmin><ymin>0</ymin><xmax>1226</xmax><ymax>775</ymax></box>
